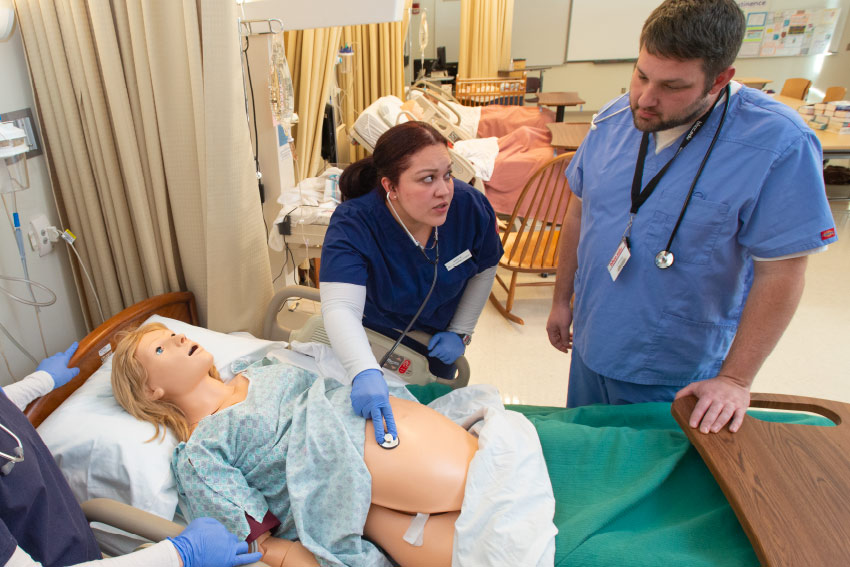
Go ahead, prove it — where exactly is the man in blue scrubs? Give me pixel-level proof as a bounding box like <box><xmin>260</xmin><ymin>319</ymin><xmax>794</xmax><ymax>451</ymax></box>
<box><xmin>547</xmin><ymin>0</ymin><xmax>837</xmax><ymax>434</ymax></box>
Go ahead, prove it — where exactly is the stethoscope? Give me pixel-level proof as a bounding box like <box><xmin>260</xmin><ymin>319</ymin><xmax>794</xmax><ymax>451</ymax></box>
<box><xmin>380</xmin><ymin>192</ymin><xmax>439</xmax><ymax>369</ymax></box>
<box><xmin>590</xmin><ymin>92</ymin><xmax>631</xmax><ymax>131</ymax></box>
<box><xmin>0</xmin><ymin>421</ymin><xmax>24</xmax><ymax>476</ymax></box>
<box><xmin>599</xmin><ymin>85</ymin><xmax>731</xmax><ymax>269</ymax></box>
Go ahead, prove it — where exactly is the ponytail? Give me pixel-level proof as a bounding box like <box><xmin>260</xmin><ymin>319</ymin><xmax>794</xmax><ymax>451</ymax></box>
<box><xmin>339</xmin><ymin>156</ymin><xmax>378</xmax><ymax>201</ymax></box>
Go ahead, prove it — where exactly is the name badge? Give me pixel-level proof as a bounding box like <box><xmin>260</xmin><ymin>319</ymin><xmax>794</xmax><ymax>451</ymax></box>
<box><xmin>445</xmin><ymin>249</ymin><xmax>472</xmax><ymax>271</ymax></box>
<box><xmin>607</xmin><ymin>238</ymin><xmax>630</xmax><ymax>282</ymax></box>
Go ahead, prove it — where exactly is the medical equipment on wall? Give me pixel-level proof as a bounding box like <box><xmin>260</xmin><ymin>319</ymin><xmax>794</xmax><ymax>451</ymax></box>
<box><xmin>0</xmin><ymin>122</ymin><xmax>30</xmax><ymax>194</ymax></box>
<box><xmin>0</xmin><ymin>0</ymin><xmax>14</xmax><ymax>42</ymax></box>
<box><xmin>0</xmin><ymin>421</ymin><xmax>24</xmax><ymax>476</ymax></box>
<box><xmin>0</xmin><ymin>120</ymin><xmax>47</xmax><ymax>367</ymax></box>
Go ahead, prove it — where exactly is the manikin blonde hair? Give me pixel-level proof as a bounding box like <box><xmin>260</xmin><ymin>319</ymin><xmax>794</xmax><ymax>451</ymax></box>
<box><xmin>111</xmin><ymin>322</ymin><xmax>222</xmax><ymax>443</ymax></box>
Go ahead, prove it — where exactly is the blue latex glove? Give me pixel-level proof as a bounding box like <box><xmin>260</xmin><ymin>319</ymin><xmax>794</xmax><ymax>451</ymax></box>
<box><xmin>427</xmin><ymin>332</ymin><xmax>465</xmax><ymax>364</ymax></box>
<box><xmin>168</xmin><ymin>517</ymin><xmax>262</xmax><ymax>567</ymax></box>
<box><xmin>36</xmin><ymin>342</ymin><xmax>80</xmax><ymax>389</ymax></box>
<box><xmin>351</xmin><ymin>369</ymin><xmax>398</xmax><ymax>445</ymax></box>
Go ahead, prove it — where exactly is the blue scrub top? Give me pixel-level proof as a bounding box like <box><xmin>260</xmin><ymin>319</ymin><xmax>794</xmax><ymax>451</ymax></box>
<box><xmin>320</xmin><ymin>181</ymin><xmax>503</xmax><ymax>335</ymax></box>
<box><xmin>566</xmin><ymin>87</ymin><xmax>837</xmax><ymax>386</ymax></box>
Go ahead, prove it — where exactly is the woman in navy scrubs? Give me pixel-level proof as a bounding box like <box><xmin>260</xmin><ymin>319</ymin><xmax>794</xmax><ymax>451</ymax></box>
<box><xmin>320</xmin><ymin>122</ymin><xmax>502</xmax><ymax>445</ymax></box>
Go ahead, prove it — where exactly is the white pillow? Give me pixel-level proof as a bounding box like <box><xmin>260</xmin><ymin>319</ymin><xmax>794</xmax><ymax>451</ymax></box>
<box><xmin>37</xmin><ymin>315</ymin><xmax>309</xmax><ymax>520</ymax></box>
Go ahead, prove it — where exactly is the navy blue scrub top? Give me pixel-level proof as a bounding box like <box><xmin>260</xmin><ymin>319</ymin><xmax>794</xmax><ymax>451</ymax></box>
<box><xmin>320</xmin><ymin>181</ymin><xmax>503</xmax><ymax>335</ymax></box>
<box><xmin>0</xmin><ymin>392</ymin><xmax>100</xmax><ymax>566</ymax></box>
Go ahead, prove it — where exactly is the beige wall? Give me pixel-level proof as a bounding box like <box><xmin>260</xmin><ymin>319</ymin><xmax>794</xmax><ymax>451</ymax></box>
<box><xmin>0</xmin><ymin>25</ymin><xmax>86</xmax><ymax>385</ymax></box>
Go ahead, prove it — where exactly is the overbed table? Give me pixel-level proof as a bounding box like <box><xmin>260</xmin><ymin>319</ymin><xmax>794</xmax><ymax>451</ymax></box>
<box><xmin>546</xmin><ymin>122</ymin><xmax>591</xmax><ymax>150</ymax></box>
<box><xmin>536</xmin><ymin>91</ymin><xmax>586</xmax><ymax>122</ymax></box>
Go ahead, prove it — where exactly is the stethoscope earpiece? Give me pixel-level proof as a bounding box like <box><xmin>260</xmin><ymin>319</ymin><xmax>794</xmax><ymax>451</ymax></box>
<box><xmin>589</xmin><ymin>91</ymin><xmax>630</xmax><ymax>132</ymax></box>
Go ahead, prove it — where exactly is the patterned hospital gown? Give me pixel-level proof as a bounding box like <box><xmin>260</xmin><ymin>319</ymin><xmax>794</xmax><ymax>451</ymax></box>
<box><xmin>172</xmin><ymin>359</ymin><xmax>411</xmax><ymax>567</ymax></box>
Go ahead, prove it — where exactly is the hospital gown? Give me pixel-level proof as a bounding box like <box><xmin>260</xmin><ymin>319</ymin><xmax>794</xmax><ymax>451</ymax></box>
<box><xmin>172</xmin><ymin>359</ymin><xmax>414</xmax><ymax>567</ymax></box>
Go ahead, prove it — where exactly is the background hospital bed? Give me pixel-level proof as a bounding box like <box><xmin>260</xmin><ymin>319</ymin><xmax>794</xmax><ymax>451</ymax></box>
<box><xmin>23</xmin><ymin>292</ymin><xmax>850</xmax><ymax>566</ymax></box>
<box><xmin>348</xmin><ymin>100</ymin><xmax>485</xmax><ymax>194</ymax></box>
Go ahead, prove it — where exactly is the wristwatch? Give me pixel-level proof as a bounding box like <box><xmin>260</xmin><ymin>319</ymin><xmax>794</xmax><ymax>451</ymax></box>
<box><xmin>456</xmin><ymin>333</ymin><xmax>472</xmax><ymax>346</ymax></box>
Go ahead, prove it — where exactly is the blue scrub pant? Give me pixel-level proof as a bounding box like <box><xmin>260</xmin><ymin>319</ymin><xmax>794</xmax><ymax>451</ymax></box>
<box><xmin>567</xmin><ymin>350</ymin><xmax>683</xmax><ymax>408</ymax></box>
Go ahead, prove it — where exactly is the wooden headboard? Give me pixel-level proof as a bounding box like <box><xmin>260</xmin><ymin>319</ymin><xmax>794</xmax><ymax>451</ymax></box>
<box><xmin>24</xmin><ymin>292</ymin><xmax>198</xmax><ymax>427</ymax></box>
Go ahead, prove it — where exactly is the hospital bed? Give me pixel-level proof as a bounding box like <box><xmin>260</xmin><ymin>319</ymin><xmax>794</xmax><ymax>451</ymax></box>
<box><xmin>352</xmin><ymin>95</ymin><xmax>560</xmax><ymax>216</ymax></box>
<box><xmin>348</xmin><ymin>95</ymin><xmax>484</xmax><ymax>193</ymax></box>
<box><xmin>23</xmin><ymin>291</ymin><xmax>850</xmax><ymax>566</ymax></box>
<box><xmin>408</xmin><ymin>79</ymin><xmax>556</xmax><ymax>139</ymax></box>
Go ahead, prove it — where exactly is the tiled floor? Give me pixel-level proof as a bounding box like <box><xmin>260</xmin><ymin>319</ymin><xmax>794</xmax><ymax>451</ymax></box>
<box><xmin>467</xmin><ymin>197</ymin><xmax>850</xmax><ymax>406</ymax></box>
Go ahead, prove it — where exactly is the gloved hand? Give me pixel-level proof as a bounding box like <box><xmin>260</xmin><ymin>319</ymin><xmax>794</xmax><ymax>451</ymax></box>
<box><xmin>351</xmin><ymin>369</ymin><xmax>398</xmax><ymax>445</ymax></box>
<box><xmin>169</xmin><ymin>517</ymin><xmax>263</xmax><ymax>567</ymax></box>
<box><xmin>36</xmin><ymin>342</ymin><xmax>80</xmax><ymax>389</ymax></box>
<box><xmin>427</xmin><ymin>332</ymin><xmax>465</xmax><ymax>364</ymax></box>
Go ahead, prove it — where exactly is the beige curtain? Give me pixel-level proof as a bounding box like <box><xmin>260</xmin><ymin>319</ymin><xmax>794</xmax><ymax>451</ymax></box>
<box><xmin>459</xmin><ymin>0</ymin><xmax>514</xmax><ymax>78</ymax></box>
<box><xmin>14</xmin><ymin>0</ymin><xmax>272</xmax><ymax>333</ymax></box>
<box><xmin>284</xmin><ymin>28</ymin><xmax>343</xmax><ymax>180</ymax></box>
<box><xmin>338</xmin><ymin>11</ymin><xmax>410</xmax><ymax>162</ymax></box>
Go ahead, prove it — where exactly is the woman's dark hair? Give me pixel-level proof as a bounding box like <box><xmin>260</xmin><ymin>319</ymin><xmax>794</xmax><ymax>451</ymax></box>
<box><xmin>339</xmin><ymin>121</ymin><xmax>448</xmax><ymax>201</ymax></box>
<box><xmin>640</xmin><ymin>0</ymin><xmax>745</xmax><ymax>90</ymax></box>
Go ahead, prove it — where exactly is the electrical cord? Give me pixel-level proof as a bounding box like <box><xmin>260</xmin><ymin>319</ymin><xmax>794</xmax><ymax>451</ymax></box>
<box><xmin>60</xmin><ymin>232</ymin><xmax>105</xmax><ymax>323</ymax></box>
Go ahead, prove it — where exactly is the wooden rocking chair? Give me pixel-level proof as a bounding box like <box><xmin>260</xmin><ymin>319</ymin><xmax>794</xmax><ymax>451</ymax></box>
<box><xmin>489</xmin><ymin>152</ymin><xmax>574</xmax><ymax>324</ymax></box>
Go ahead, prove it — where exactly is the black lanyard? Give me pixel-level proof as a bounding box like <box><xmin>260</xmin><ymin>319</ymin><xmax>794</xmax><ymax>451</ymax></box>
<box><xmin>630</xmin><ymin>96</ymin><xmax>720</xmax><ymax>215</ymax></box>
<box><xmin>629</xmin><ymin>85</ymin><xmax>730</xmax><ymax>266</ymax></box>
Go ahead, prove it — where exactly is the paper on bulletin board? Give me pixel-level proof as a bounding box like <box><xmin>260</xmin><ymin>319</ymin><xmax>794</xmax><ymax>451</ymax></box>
<box><xmin>739</xmin><ymin>7</ymin><xmax>842</xmax><ymax>58</ymax></box>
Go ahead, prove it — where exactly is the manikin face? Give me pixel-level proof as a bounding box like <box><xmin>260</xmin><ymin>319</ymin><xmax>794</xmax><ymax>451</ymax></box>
<box><xmin>382</xmin><ymin>144</ymin><xmax>453</xmax><ymax>238</ymax></box>
<box><xmin>135</xmin><ymin>328</ymin><xmax>215</xmax><ymax>401</ymax></box>
<box><xmin>629</xmin><ymin>48</ymin><xmax>728</xmax><ymax>132</ymax></box>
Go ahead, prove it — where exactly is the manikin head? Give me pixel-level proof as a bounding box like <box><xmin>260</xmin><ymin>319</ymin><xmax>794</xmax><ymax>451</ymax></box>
<box><xmin>112</xmin><ymin>323</ymin><xmax>221</xmax><ymax>442</ymax></box>
<box><xmin>629</xmin><ymin>0</ymin><xmax>744</xmax><ymax>132</ymax></box>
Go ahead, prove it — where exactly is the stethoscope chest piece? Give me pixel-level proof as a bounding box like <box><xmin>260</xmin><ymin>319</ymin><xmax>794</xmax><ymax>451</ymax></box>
<box><xmin>655</xmin><ymin>250</ymin><xmax>674</xmax><ymax>269</ymax></box>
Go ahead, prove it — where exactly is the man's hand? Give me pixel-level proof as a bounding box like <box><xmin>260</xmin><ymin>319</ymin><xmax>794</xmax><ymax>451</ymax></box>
<box><xmin>546</xmin><ymin>302</ymin><xmax>573</xmax><ymax>353</ymax></box>
<box><xmin>675</xmin><ymin>375</ymin><xmax>751</xmax><ymax>434</ymax></box>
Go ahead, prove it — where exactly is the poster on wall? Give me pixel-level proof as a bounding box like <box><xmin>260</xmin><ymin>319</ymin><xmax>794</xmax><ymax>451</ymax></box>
<box><xmin>734</xmin><ymin>6</ymin><xmax>841</xmax><ymax>58</ymax></box>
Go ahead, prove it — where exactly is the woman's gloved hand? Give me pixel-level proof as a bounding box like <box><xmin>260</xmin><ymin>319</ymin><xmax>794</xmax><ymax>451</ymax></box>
<box><xmin>427</xmin><ymin>332</ymin><xmax>465</xmax><ymax>364</ymax></box>
<box><xmin>169</xmin><ymin>517</ymin><xmax>263</xmax><ymax>567</ymax></box>
<box><xmin>351</xmin><ymin>369</ymin><xmax>398</xmax><ymax>445</ymax></box>
<box><xmin>36</xmin><ymin>342</ymin><xmax>80</xmax><ymax>389</ymax></box>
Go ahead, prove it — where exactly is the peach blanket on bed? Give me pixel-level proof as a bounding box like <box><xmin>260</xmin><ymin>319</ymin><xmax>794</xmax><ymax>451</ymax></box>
<box><xmin>477</xmin><ymin>105</ymin><xmax>555</xmax><ymax>138</ymax></box>
<box><xmin>483</xmin><ymin>126</ymin><xmax>558</xmax><ymax>216</ymax></box>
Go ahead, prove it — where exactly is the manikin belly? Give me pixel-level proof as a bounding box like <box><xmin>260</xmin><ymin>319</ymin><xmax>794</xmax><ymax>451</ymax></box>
<box><xmin>364</xmin><ymin>397</ymin><xmax>478</xmax><ymax>514</ymax></box>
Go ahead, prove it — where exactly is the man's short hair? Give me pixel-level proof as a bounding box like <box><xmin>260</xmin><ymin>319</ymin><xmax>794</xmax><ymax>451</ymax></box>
<box><xmin>640</xmin><ymin>0</ymin><xmax>745</xmax><ymax>85</ymax></box>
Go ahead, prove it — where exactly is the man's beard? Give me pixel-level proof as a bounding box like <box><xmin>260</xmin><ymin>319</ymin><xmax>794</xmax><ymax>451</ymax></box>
<box><xmin>630</xmin><ymin>91</ymin><xmax>714</xmax><ymax>133</ymax></box>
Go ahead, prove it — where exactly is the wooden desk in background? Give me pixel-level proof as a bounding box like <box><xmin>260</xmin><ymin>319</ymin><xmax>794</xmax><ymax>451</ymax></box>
<box><xmin>735</xmin><ymin>76</ymin><xmax>772</xmax><ymax>90</ymax></box>
<box><xmin>537</xmin><ymin>92</ymin><xmax>586</xmax><ymax>122</ymax></box>
<box><xmin>773</xmin><ymin>95</ymin><xmax>850</xmax><ymax>159</ymax></box>
<box><xmin>546</xmin><ymin>122</ymin><xmax>591</xmax><ymax>150</ymax></box>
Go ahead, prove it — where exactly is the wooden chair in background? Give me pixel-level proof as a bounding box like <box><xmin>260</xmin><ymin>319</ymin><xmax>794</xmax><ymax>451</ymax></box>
<box><xmin>823</xmin><ymin>86</ymin><xmax>847</xmax><ymax>103</ymax></box>
<box><xmin>489</xmin><ymin>152</ymin><xmax>574</xmax><ymax>324</ymax></box>
<box><xmin>780</xmin><ymin>78</ymin><xmax>812</xmax><ymax>100</ymax></box>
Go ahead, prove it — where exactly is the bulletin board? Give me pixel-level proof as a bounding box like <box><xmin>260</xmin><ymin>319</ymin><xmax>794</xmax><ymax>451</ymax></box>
<box><xmin>738</xmin><ymin>7</ymin><xmax>842</xmax><ymax>57</ymax></box>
